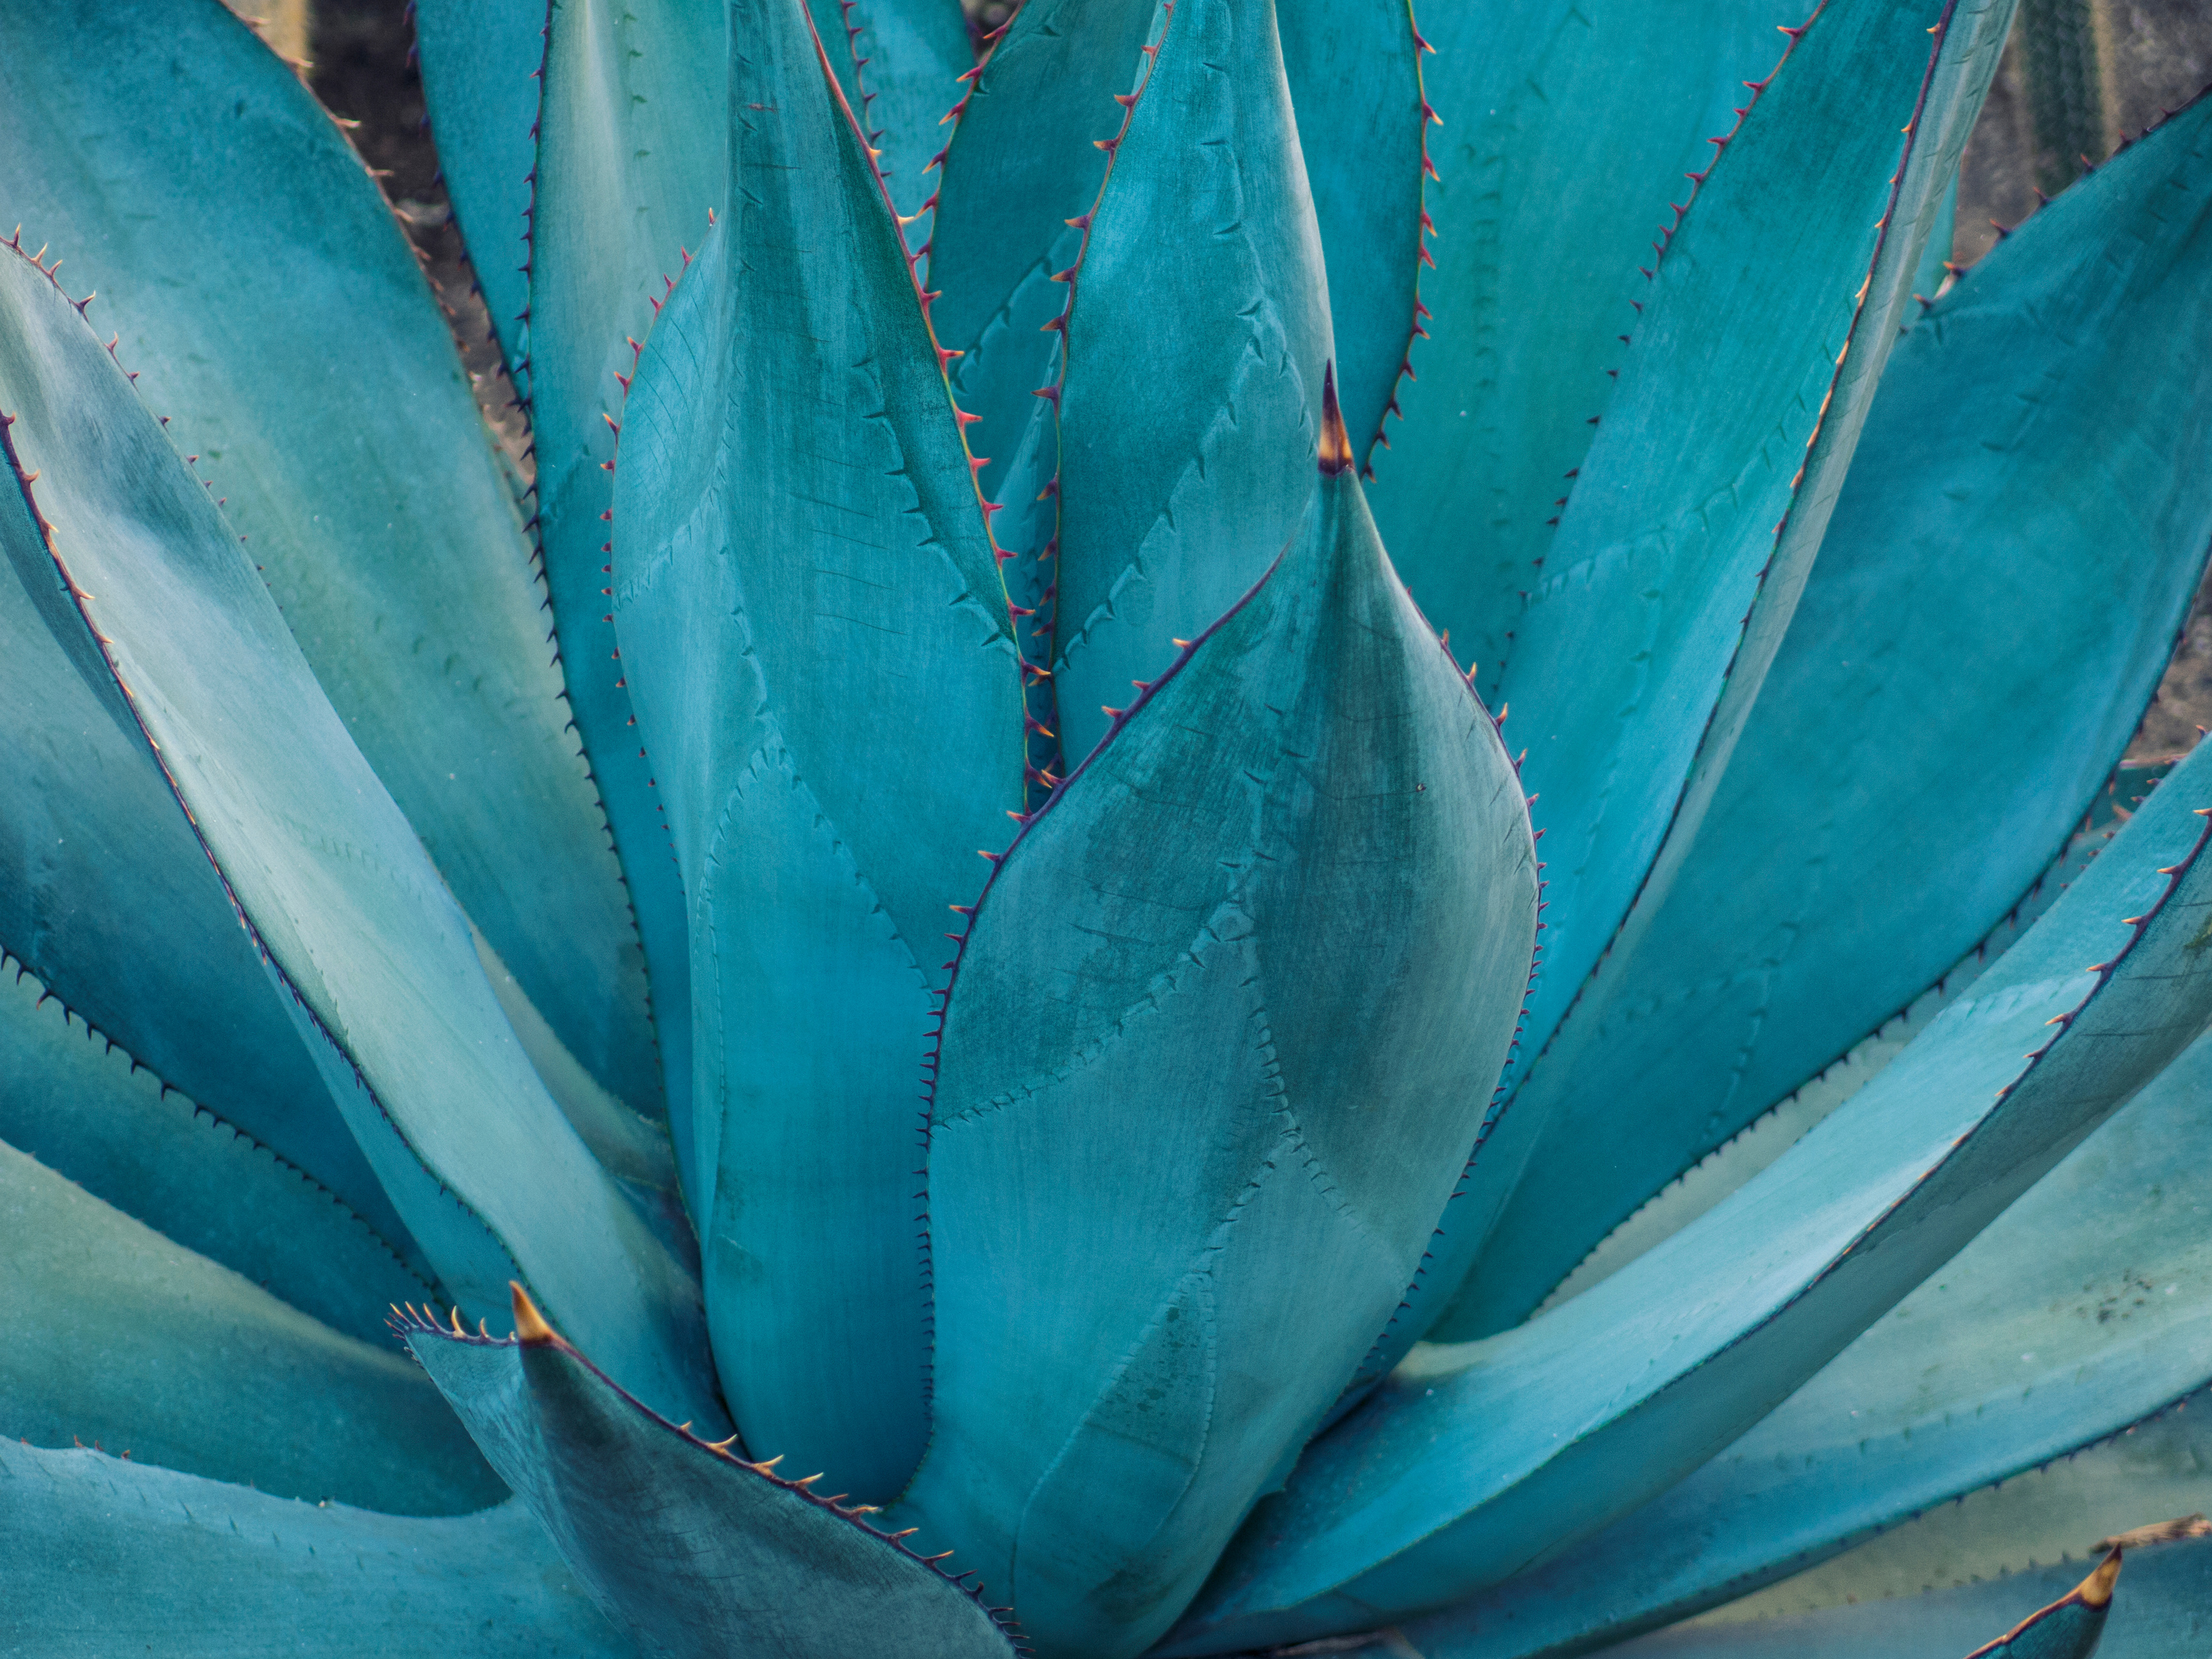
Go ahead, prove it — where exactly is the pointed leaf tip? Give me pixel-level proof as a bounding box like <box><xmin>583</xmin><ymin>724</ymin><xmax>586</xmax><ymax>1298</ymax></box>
<box><xmin>2079</xmin><ymin>1547</ymin><xmax>2122</xmax><ymax>1609</ymax></box>
<box><xmin>1318</xmin><ymin>361</ymin><xmax>1352</xmax><ymax>475</ymax></box>
<box><xmin>511</xmin><ymin>1281</ymin><xmax>557</xmax><ymax>1346</ymax></box>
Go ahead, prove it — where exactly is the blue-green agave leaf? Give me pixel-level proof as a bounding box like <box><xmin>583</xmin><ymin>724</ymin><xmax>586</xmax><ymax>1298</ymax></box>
<box><xmin>0</xmin><ymin>0</ymin><xmax>665</xmax><ymax>1126</ymax></box>
<box><xmin>611</xmin><ymin>0</ymin><xmax>1021</xmax><ymax>1504</ymax></box>
<box><xmin>1610</xmin><ymin>1551</ymin><xmax>2134</xmax><ymax>1659</ymax></box>
<box><xmin>1045</xmin><ymin>0</ymin><xmax>1335</xmax><ymax>768</ymax></box>
<box><xmin>1913</xmin><ymin>162</ymin><xmax>1962</xmax><ymax>305</ymax></box>
<box><xmin>1276</xmin><ymin>0</ymin><xmax>1426</xmax><ymax>462</ymax></box>
<box><xmin>897</xmin><ymin>440</ymin><xmax>1539</xmax><ymax>1659</ymax></box>
<box><xmin>0</xmin><ymin>955</ymin><xmax>428</xmax><ymax>1344</ymax></box>
<box><xmin>0</xmin><ymin>1136</ymin><xmax>501</xmax><ymax>1515</ymax></box>
<box><xmin>1416</xmin><ymin>0</ymin><xmax>2016</xmax><ymax>1332</ymax></box>
<box><xmin>1437</xmin><ymin>87</ymin><xmax>2212</xmax><ymax>1343</ymax></box>
<box><xmin>0</xmin><ymin>1441</ymin><xmax>626</xmax><ymax>1657</ymax></box>
<box><xmin>1367</xmin><ymin>1</ymin><xmax>1796</xmax><ymax>696</ymax></box>
<box><xmin>1166</xmin><ymin>726</ymin><xmax>2212</xmax><ymax>1652</ymax></box>
<box><xmin>413</xmin><ymin>0</ymin><xmax>545</xmax><ymax>396</ymax></box>
<box><xmin>0</xmin><ymin>358</ymin><xmax>406</xmax><ymax>1255</ymax></box>
<box><xmin>1395</xmin><ymin>1016</ymin><xmax>2212</xmax><ymax>1657</ymax></box>
<box><xmin>0</xmin><ymin>236</ymin><xmax>721</xmax><ymax>1433</ymax></box>
<box><xmin>525</xmin><ymin>0</ymin><xmax>731</xmax><ymax>1191</ymax></box>
<box><xmin>405</xmin><ymin>1292</ymin><xmax>1021</xmax><ymax>1659</ymax></box>
<box><xmin>807</xmin><ymin>0</ymin><xmax>973</xmax><ymax>232</ymax></box>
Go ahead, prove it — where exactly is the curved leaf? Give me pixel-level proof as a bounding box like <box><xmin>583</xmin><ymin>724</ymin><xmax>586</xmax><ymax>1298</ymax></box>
<box><xmin>0</xmin><ymin>1443</ymin><xmax>625</xmax><ymax>1658</ymax></box>
<box><xmin>1414</xmin><ymin>0</ymin><xmax>2017</xmax><ymax>1339</ymax></box>
<box><xmin>806</xmin><ymin>0</ymin><xmax>973</xmax><ymax>230</ymax></box>
<box><xmin>1608</xmin><ymin>1548</ymin><xmax>2149</xmax><ymax>1658</ymax></box>
<box><xmin>1395</xmin><ymin>1016</ymin><xmax>2212</xmax><ymax>1656</ymax></box>
<box><xmin>611</xmin><ymin>0</ymin><xmax>1021</xmax><ymax>1503</ymax></box>
<box><xmin>520</xmin><ymin>0</ymin><xmax>730</xmax><ymax>1188</ymax></box>
<box><xmin>0</xmin><ymin>954</ymin><xmax>428</xmax><ymax>1344</ymax></box>
<box><xmin>897</xmin><ymin>444</ymin><xmax>1538</xmax><ymax>1659</ymax></box>
<box><xmin>0</xmin><ymin>237</ymin><xmax>722</xmax><ymax>1432</ymax></box>
<box><xmin>0</xmin><ymin>354</ymin><xmax>404</xmax><ymax>1253</ymax></box>
<box><xmin>0</xmin><ymin>1137</ymin><xmax>500</xmax><ymax>1515</ymax></box>
<box><xmin>1167</xmin><ymin>729</ymin><xmax>2212</xmax><ymax>1652</ymax></box>
<box><xmin>1439</xmin><ymin>88</ymin><xmax>2212</xmax><ymax>1341</ymax></box>
<box><xmin>1368</xmin><ymin>0</ymin><xmax>1791</xmax><ymax>694</ymax></box>
<box><xmin>0</xmin><ymin>0</ymin><xmax>663</xmax><ymax>1123</ymax></box>
<box><xmin>406</xmin><ymin>1290</ymin><xmax>1019</xmax><ymax>1659</ymax></box>
<box><xmin>414</xmin><ymin>0</ymin><xmax>544</xmax><ymax>396</ymax></box>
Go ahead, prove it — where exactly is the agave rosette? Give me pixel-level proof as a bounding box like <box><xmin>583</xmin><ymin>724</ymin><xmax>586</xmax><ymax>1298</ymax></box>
<box><xmin>3</xmin><ymin>0</ymin><xmax>2212</xmax><ymax>1655</ymax></box>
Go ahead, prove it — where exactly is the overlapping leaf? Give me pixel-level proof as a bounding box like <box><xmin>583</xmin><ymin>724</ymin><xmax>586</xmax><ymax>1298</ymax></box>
<box><xmin>1438</xmin><ymin>87</ymin><xmax>2212</xmax><ymax>1341</ymax></box>
<box><xmin>0</xmin><ymin>0</ymin><xmax>665</xmax><ymax>1126</ymax></box>
<box><xmin>407</xmin><ymin>1292</ymin><xmax>1018</xmax><ymax>1659</ymax></box>
<box><xmin>898</xmin><ymin>449</ymin><xmax>1537</xmax><ymax>1659</ymax></box>
<box><xmin>1169</xmin><ymin>728</ymin><xmax>2212</xmax><ymax>1652</ymax></box>
<box><xmin>611</xmin><ymin>0</ymin><xmax>1022</xmax><ymax>1502</ymax></box>
<box><xmin>0</xmin><ymin>236</ymin><xmax>721</xmax><ymax>1431</ymax></box>
<box><xmin>0</xmin><ymin>1441</ymin><xmax>624</xmax><ymax>1658</ymax></box>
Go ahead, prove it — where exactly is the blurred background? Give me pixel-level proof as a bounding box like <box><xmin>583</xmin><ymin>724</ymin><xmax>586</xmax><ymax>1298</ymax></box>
<box><xmin>219</xmin><ymin>0</ymin><xmax>2212</xmax><ymax>756</ymax></box>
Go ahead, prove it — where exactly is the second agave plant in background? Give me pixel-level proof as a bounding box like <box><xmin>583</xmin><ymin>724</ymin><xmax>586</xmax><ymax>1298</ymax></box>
<box><xmin>2</xmin><ymin>0</ymin><xmax>2211</xmax><ymax>1655</ymax></box>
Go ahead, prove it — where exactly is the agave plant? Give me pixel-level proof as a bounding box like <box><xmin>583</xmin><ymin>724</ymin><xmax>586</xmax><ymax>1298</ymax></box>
<box><xmin>5</xmin><ymin>0</ymin><xmax>2212</xmax><ymax>1653</ymax></box>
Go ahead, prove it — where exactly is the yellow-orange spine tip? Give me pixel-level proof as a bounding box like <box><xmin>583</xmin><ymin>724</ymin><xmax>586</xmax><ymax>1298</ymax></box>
<box><xmin>1317</xmin><ymin>362</ymin><xmax>1353</xmax><ymax>475</ymax></box>
<box><xmin>2080</xmin><ymin>1546</ymin><xmax>2124</xmax><ymax>1608</ymax></box>
<box><xmin>509</xmin><ymin>1281</ymin><xmax>557</xmax><ymax>1344</ymax></box>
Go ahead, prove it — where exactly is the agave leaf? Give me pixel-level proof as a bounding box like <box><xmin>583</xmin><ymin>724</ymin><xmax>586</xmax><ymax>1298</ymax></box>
<box><xmin>1394</xmin><ymin>1018</ymin><xmax>2212</xmax><ymax>1656</ymax></box>
<box><xmin>896</xmin><ymin>432</ymin><xmax>1539</xmax><ymax>1659</ymax></box>
<box><xmin>0</xmin><ymin>364</ymin><xmax>406</xmax><ymax>1255</ymax></box>
<box><xmin>0</xmin><ymin>1136</ymin><xmax>501</xmax><ymax>1515</ymax></box>
<box><xmin>0</xmin><ymin>957</ymin><xmax>428</xmax><ymax>1344</ymax></box>
<box><xmin>1609</xmin><ymin>1553</ymin><xmax>2131</xmax><ymax>1659</ymax></box>
<box><xmin>1369</xmin><ymin>0</ymin><xmax>1793</xmax><ymax>695</ymax></box>
<box><xmin>414</xmin><ymin>0</ymin><xmax>544</xmax><ymax>397</ymax></box>
<box><xmin>1416</xmin><ymin>0</ymin><xmax>2016</xmax><ymax>1331</ymax></box>
<box><xmin>611</xmin><ymin>0</ymin><xmax>1021</xmax><ymax>1503</ymax></box>
<box><xmin>1166</xmin><ymin>724</ymin><xmax>2212</xmax><ymax>1652</ymax></box>
<box><xmin>461</xmin><ymin>0</ymin><xmax>730</xmax><ymax>1202</ymax></box>
<box><xmin>1437</xmin><ymin>87</ymin><xmax>2212</xmax><ymax>1343</ymax></box>
<box><xmin>406</xmin><ymin>1290</ymin><xmax>1020</xmax><ymax>1659</ymax></box>
<box><xmin>1273</xmin><ymin>0</ymin><xmax>1427</xmax><ymax>462</ymax></box>
<box><xmin>0</xmin><ymin>238</ymin><xmax>721</xmax><ymax>1432</ymax></box>
<box><xmin>1045</xmin><ymin>0</ymin><xmax>1335</xmax><ymax>769</ymax></box>
<box><xmin>0</xmin><ymin>0</ymin><xmax>665</xmax><ymax>1125</ymax></box>
<box><xmin>806</xmin><ymin>0</ymin><xmax>973</xmax><ymax>231</ymax></box>
<box><xmin>1913</xmin><ymin>163</ymin><xmax>1962</xmax><ymax>306</ymax></box>
<box><xmin>0</xmin><ymin>1442</ymin><xmax>626</xmax><ymax>1657</ymax></box>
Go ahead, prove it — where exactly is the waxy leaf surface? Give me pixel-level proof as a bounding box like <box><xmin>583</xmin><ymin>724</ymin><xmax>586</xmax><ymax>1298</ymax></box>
<box><xmin>407</xmin><ymin>1301</ymin><xmax>1019</xmax><ymax>1659</ymax></box>
<box><xmin>0</xmin><ymin>238</ymin><xmax>722</xmax><ymax>1433</ymax></box>
<box><xmin>1170</xmin><ymin>724</ymin><xmax>2212</xmax><ymax>1652</ymax></box>
<box><xmin>613</xmin><ymin>0</ymin><xmax>1022</xmax><ymax>1504</ymax></box>
<box><xmin>0</xmin><ymin>0</ymin><xmax>664</xmax><ymax>1124</ymax></box>
<box><xmin>1443</xmin><ymin>87</ymin><xmax>2212</xmax><ymax>1340</ymax></box>
<box><xmin>901</xmin><ymin>463</ymin><xmax>1537</xmax><ymax>1659</ymax></box>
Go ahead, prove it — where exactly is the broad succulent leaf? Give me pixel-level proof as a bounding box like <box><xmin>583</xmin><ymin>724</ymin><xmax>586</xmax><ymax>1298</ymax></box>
<box><xmin>1419</xmin><ymin>0</ymin><xmax>2017</xmax><ymax>1331</ymax></box>
<box><xmin>0</xmin><ymin>1442</ymin><xmax>626</xmax><ymax>1658</ymax></box>
<box><xmin>806</xmin><ymin>0</ymin><xmax>973</xmax><ymax>232</ymax></box>
<box><xmin>611</xmin><ymin>0</ymin><xmax>1022</xmax><ymax>1504</ymax></box>
<box><xmin>0</xmin><ymin>959</ymin><xmax>427</xmax><ymax>1344</ymax></box>
<box><xmin>419</xmin><ymin>0</ymin><xmax>729</xmax><ymax>1209</ymax></box>
<box><xmin>406</xmin><ymin>1289</ymin><xmax>1020</xmax><ymax>1659</ymax></box>
<box><xmin>0</xmin><ymin>1136</ymin><xmax>501</xmax><ymax>1515</ymax></box>
<box><xmin>1169</xmin><ymin>729</ymin><xmax>2212</xmax><ymax>1651</ymax></box>
<box><xmin>0</xmin><ymin>237</ymin><xmax>722</xmax><ymax>1433</ymax></box>
<box><xmin>0</xmin><ymin>0</ymin><xmax>665</xmax><ymax>1130</ymax></box>
<box><xmin>896</xmin><ymin>443</ymin><xmax>1539</xmax><ymax>1659</ymax></box>
<box><xmin>1396</xmin><ymin>1014</ymin><xmax>2212</xmax><ymax>1655</ymax></box>
<box><xmin>1610</xmin><ymin>1550</ymin><xmax>2142</xmax><ymax>1658</ymax></box>
<box><xmin>0</xmin><ymin>382</ymin><xmax>406</xmax><ymax>1253</ymax></box>
<box><xmin>1370</xmin><ymin>0</ymin><xmax>1798</xmax><ymax>691</ymax></box>
<box><xmin>1438</xmin><ymin>85</ymin><xmax>2212</xmax><ymax>1342</ymax></box>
